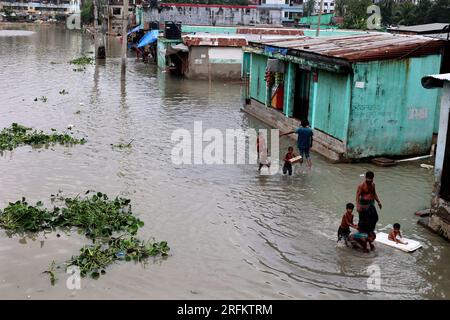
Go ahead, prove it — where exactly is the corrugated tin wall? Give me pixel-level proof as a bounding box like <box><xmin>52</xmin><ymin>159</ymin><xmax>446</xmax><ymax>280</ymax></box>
<box><xmin>250</xmin><ymin>53</ymin><xmax>267</xmax><ymax>104</ymax></box>
<box><xmin>311</xmin><ymin>70</ymin><xmax>349</xmax><ymax>141</ymax></box>
<box><xmin>347</xmin><ymin>55</ymin><xmax>442</xmax><ymax>158</ymax></box>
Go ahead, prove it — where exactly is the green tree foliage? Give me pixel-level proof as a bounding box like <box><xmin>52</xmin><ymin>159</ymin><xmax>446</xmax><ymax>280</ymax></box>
<box><xmin>426</xmin><ymin>0</ymin><xmax>450</xmax><ymax>23</ymax></box>
<box><xmin>335</xmin><ymin>0</ymin><xmax>347</xmax><ymax>16</ymax></box>
<box><xmin>342</xmin><ymin>0</ymin><xmax>372</xmax><ymax>29</ymax></box>
<box><xmin>394</xmin><ymin>1</ymin><xmax>416</xmax><ymax>26</ymax></box>
<box><xmin>378</xmin><ymin>0</ymin><xmax>396</xmax><ymax>26</ymax></box>
<box><xmin>303</xmin><ymin>0</ymin><xmax>316</xmax><ymax>16</ymax></box>
<box><xmin>81</xmin><ymin>0</ymin><xmax>94</xmax><ymax>25</ymax></box>
<box><xmin>336</xmin><ymin>0</ymin><xmax>449</xmax><ymax>29</ymax></box>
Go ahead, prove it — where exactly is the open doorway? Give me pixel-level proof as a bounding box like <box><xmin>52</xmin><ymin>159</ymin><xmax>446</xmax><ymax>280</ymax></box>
<box><xmin>293</xmin><ymin>67</ymin><xmax>311</xmax><ymax>120</ymax></box>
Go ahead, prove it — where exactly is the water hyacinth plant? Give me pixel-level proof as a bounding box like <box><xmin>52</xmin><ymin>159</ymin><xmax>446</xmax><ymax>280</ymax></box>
<box><xmin>0</xmin><ymin>123</ymin><xmax>86</xmax><ymax>152</ymax></box>
<box><xmin>69</xmin><ymin>56</ymin><xmax>93</xmax><ymax>66</ymax></box>
<box><xmin>0</xmin><ymin>191</ymin><xmax>169</xmax><ymax>284</ymax></box>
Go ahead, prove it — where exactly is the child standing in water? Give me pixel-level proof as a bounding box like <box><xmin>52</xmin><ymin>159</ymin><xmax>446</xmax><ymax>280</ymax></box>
<box><xmin>282</xmin><ymin>146</ymin><xmax>295</xmax><ymax>176</ymax></box>
<box><xmin>337</xmin><ymin>203</ymin><xmax>358</xmax><ymax>246</ymax></box>
<box><xmin>388</xmin><ymin>223</ymin><xmax>408</xmax><ymax>245</ymax></box>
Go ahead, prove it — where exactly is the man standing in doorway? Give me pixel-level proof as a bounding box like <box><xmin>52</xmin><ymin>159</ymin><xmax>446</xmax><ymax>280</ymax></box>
<box><xmin>280</xmin><ymin>119</ymin><xmax>313</xmax><ymax>169</ymax></box>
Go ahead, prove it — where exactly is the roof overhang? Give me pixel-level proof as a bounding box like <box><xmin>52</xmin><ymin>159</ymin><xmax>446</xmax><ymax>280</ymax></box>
<box><xmin>421</xmin><ymin>74</ymin><xmax>450</xmax><ymax>89</ymax></box>
<box><xmin>245</xmin><ymin>41</ymin><xmax>352</xmax><ymax>74</ymax></box>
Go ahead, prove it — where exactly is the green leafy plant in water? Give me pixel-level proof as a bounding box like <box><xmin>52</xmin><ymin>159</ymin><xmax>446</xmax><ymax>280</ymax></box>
<box><xmin>43</xmin><ymin>260</ymin><xmax>58</xmax><ymax>285</ymax></box>
<box><xmin>69</xmin><ymin>56</ymin><xmax>93</xmax><ymax>66</ymax></box>
<box><xmin>0</xmin><ymin>123</ymin><xmax>86</xmax><ymax>152</ymax></box>
<box><xmin>111</xmin><ymin>139</ymin><xmax>134</xmax><ymax>149</ymax></box>
<box><xmin>0</xmin><ymin>191</ymin><xmax>169</xmax><ymax>283</ymax></box>
<box><xmin>68</xmin><ymin>237</ymin><xmax>170</xmax><ymax>279</ymax></box>
<box><xmin>73</xmin><ymin>67</ymin><xmax>86</xmax><ymax>72</ymax></box>
<box><xmin>0</xmin><ymin>198</ymin><xmax>54</xmax><ymax>233</ymax></box>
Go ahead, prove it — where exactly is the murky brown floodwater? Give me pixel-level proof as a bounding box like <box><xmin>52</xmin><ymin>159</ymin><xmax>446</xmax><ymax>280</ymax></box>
<box><xmin>0</xmin><ymin>24</ymin><xmax>449</xmax><ymax>300</ymax></box>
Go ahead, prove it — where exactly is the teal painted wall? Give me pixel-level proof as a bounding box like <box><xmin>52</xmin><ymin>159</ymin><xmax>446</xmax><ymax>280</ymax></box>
<box><xmin>311</xmin><ymin>70</ymin><xmax>349</xmax><ymax>141</ymax></box>
<box><xmin>181</xmin><ymin>25</ymin><xmax>237</xmax><ymax>34</ymax></box>
<box><xmin>157</xmin><ymin>38</ymin><xmax>182</xmax><ymax>70</ymax></box>
<box><xmin>242</xmin><ymin>51</ymin><xmax>251</xmax><ymax>78</ymax></box>
<box><xmin>347</xmin><ymin>55</ymin><xmax>443</xmax><ymax>158</ymax></box>
<box><xmin>250</xmin><ymin>53</ymin><xmax>267</xmax><ymax>104</ymax></box>
<box><xmin>302</xmin><ymin>29</ymin><xmax>365</xmax><ymax>37</ymax></box>
<box><xmin>300</xmin><ymin>13</ymin><xmax>334</xmax><ymax>25</ymax></box>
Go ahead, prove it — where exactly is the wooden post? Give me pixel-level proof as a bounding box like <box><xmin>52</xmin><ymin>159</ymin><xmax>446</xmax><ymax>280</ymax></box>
<box><xmin>121</xmin><ymin>0</ymin><xmax>129</xmax><ymax>64</ymax></box>
<box><xmin>316</xmin><ymin>0</ymin><xmax>324</xmax><ymax>37</ymax></box>
<box><xmin>93</xmin><ymin>0</ymin><xmax>98</xmax><ymax>57</ymax></box>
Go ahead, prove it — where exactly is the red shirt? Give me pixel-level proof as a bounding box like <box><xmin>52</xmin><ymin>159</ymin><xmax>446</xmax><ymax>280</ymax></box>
<box><xmin>284</xmin><ymin>152</ymin><xmax>294</xmax><ymax>165</ymax></box>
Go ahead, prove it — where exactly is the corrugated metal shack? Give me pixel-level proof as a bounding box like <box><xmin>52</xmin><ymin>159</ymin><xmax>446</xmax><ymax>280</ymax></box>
<box><xmin>243</xmin><ymin>33</ymin><xmax>446</xmax><ymax>161</ymax></box>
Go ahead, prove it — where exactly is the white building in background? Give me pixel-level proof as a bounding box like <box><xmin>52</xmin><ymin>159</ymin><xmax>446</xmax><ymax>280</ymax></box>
<box><xmin>314</xmin><ymin>0</ymin><xmax>335</xmax><ymax>14</ymax></box>
<box><xmin>259</xmin><ymin>0</ymin><xmax>304</xmax><ymax>23</ymax></box>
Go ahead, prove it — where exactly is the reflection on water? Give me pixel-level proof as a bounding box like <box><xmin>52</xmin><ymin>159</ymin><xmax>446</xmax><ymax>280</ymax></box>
<box><xmin>0</xmin><ymin>24</ymin><xmax>449</xmax><ymax>299</ymax></box>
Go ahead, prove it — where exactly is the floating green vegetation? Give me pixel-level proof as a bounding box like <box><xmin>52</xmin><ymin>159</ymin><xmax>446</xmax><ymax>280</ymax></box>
<box><xmin>111</xmin><ymin>139</ymin><xmax>134</xmax><ymax>149</ymax></box>
<box><xmin>68</xmin><ymin>237</ymin><xmax>169</xmax><ymax>279</ymax></box>
<box><xmin>0</xmin><ymin>191</ymin><xmax>142</xmax><ymax>238</ymax></box>
<box><xmin>0</xmin><ymin>191</ymin><xmax>169</xmax><ymax>284</ymax></box>
<box><xmin>59</xmin><ymin>89</ymin><xmax>69</xmax><ymax>95</ymax></box>
<box><xmin>43</xmin><ymin>260</ymin><xmax>58</xmax><ymax>285</ymax></box>
<box><xmin>69</xmin><ymin>56</ymin><xmax>93</xmax><ymax>66</ymax></box>
<box><xmin>73</xmin><ymin>67</ymin><xmax>86</xmax><ymax>72</ymax></box>
<box><xmin>34</xmin><ymin>96</ymin><xmax>48</xmax><ymax>102</ymax></box>
<box><xmin>0</xmin><ymin>123</ymin><xmax>86</xmax><ymax>152</ymax></box>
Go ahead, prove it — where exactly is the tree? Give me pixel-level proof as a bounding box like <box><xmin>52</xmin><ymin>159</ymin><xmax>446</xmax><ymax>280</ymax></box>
<box><xmin>413</xmin><ymin>0</ymin><xmax>432</xmax><ymax>25</ymax></box>
<box><xmin>342</xmin><ymin>0</ymin><xmax>372</xmax><ymax>29</ymax></box>
<box><xmin>303</xmin><ymin>0</ymin><xmax>316</xmax><ymax>16</ymax></box>
<box><xmin>394</xmin><ymin>1</ymin><xmax>416</xmax><ymax>26</ymax></box>
<box><xmin>378</xmin><ymin>0</ymin><xmax>396</xmax><ymax>26</ymax></box>
<box><xmin>334</xmin><ymin>0</ymin><xmax>348</xmax><ymax>17</ymax></box>
<box><xmin>426</xmin><ymin>0</ymin><xmax>450</xmax><ymax>23</ymax></box>
<box><xmin>80</xmin><ymin>0</ymin><xmax>94</xmax><ymax>25</ymax></box>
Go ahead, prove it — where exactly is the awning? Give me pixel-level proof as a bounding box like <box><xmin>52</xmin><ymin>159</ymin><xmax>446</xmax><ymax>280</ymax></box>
<box><xmin>166</xmin><ymin>43</ymin><xmax>189</xmax><ymax>55</ymax></box>
<box><xmin>421</xmin><ymin>73</ymin><xmax>450</xmax><ymax>89</ymax></box>
<box><xmin>127</xmin><ymin>25</ymin><xmax>142</xmax><ymax>36</ymax></box>
<box><xmin>137</xmin><ymin>30</ymin><xmax>159</xmax><ymax>48</ymax></box>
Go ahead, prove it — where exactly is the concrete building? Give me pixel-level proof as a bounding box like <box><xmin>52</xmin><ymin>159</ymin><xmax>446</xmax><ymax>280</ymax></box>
<box><xmin>313</xmin><ymin>0</ymin><xmax>335</xmax><ymax>14</ymax></box>
<box><xmin>156</xmin><ymin>25</ymin><xmax>304</xmax><ymax>80</ymax></box>
<box><xmin>243</xmin><ymin>33</ymin><xmax>446</xmax><ymax>161</ymax></box>
<box><xmin>258</xmin><ymin>0</ymin><xmax>303</xmax><ymax>24</ymax></box>
<box><xmin>143</xmin><ymin>3</ymin><xmax>284</xmax><ymax>26</ymax></box>
<box><xmin>107</xmin><ymin>0</ymin><xmax>138</xmax><ymax>35</ymax></box>
<box><xmin>421</xmin><ymin>73</ymin><xmax>450</xmax><ymax>240</ymax></box>
<box><xmin>0</xmin><ymin>0</ymin><xmax>79</xmax><ymax>20</ymax></box>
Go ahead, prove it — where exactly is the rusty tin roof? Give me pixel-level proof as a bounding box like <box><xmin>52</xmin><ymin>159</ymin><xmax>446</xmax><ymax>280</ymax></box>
<box><xmin>248</xmin><ymin>33</ymin><xmax>446</xmax><ymax>62</ymax></box>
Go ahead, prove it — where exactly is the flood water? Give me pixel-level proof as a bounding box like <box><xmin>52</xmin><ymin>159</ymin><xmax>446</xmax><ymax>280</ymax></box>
<box><xmin>1</xmin><ymin>25</ymin><xmax>449</xmax><ymax>300</ymax></box>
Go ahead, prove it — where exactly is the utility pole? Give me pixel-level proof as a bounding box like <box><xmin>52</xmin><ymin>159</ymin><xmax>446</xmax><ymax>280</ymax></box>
<box><xmin>93</xmin><ymin>0</ymin><xmax>98</xmax><ymax>56</ymax></box>
<box><xmin>121</xmin><ymin>0</ymin><xmax>129</xmax><ymax>64</ymax></box>
<box><xmin>316</xmin><ymin>0</ymin><xmax>324</xmax><ymax>37</ymax></box>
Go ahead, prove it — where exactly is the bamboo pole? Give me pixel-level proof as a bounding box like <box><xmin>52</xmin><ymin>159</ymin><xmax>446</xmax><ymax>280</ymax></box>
<box><xmin>316</xmin><ymin>0</ymin><xmax>324</xmax><ymax>37</ymax></box>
